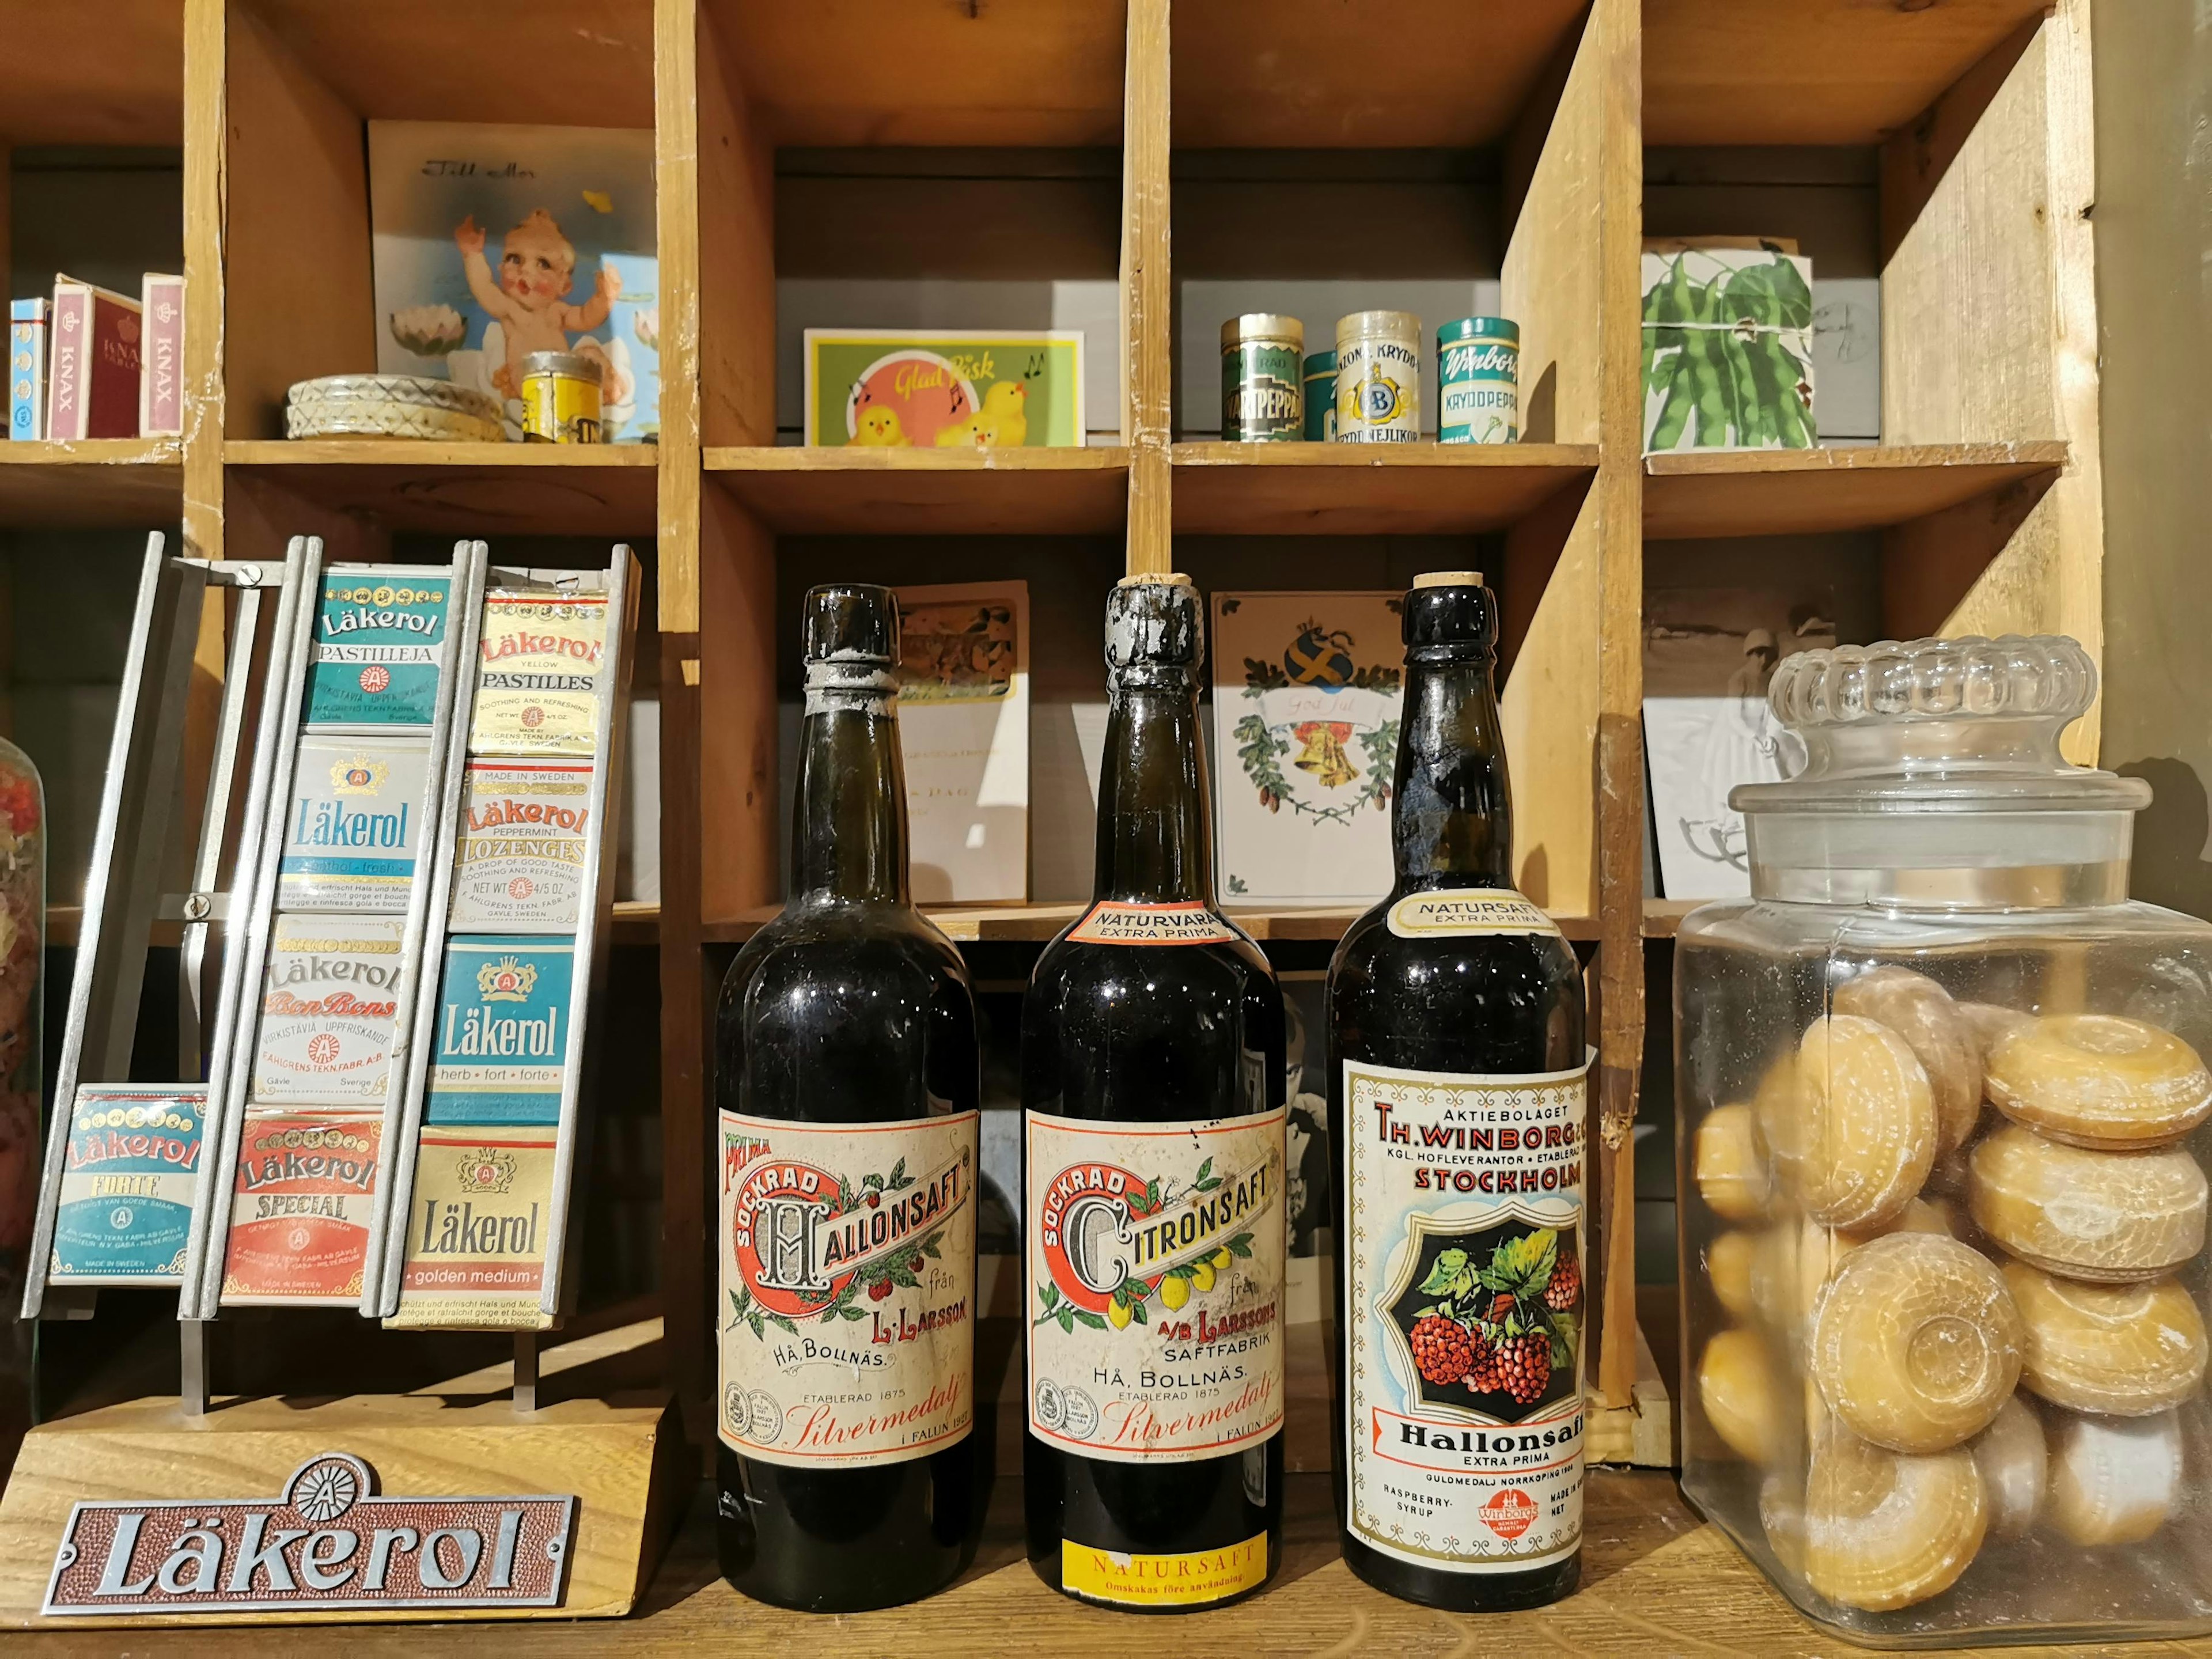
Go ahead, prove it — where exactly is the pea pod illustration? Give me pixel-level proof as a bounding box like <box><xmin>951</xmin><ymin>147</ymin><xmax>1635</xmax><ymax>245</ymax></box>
<box><xmin>1642</xmin><ymin>252</ymin><xmax>1816</xmax><ymax>449</ymax></box>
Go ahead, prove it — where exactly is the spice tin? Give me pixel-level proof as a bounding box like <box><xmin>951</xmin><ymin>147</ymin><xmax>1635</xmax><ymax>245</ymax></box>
<box><xmin>471</xmin><ymin>591</ymin><xmax>607</xmax><ymax>757</ymax></box>
<box><xmin>219</xmin><ymin>1111</ymin><xmax>382</xmax><ymax>1305</ymax></box>
<box><xmin>1437</xmin><ymin>316</ymin><xmax>1520</xmax><ymax>445</ymax></box>
<box><xmin>1334</xmin><ymin>310</ymin><xmax>1422</xmax><ymax>444</ymax></box>
<box><xmin>1219</xmin><ymin>314</ymin><xmax>1304</xmax><ymax>442</ymax></box>
<box><xmin>50</xmin><ymin>1086</ymin><xmax>205</xmax><ymax>1283</ymax></box>
<box><xmin>425</xmin><ymin>935</ymin><xmax>573</xmax><ymax>1126</ymax></box>
<box><xmin>278</xmin><ymin>733</ymin><xmax>431</xmax><ymax>912</ymax></box>
<box><xmin>387</xmin><ymin>1123</ymin><xmax>558</xmax><ymax>1330</ymax></box>
<box><xmin>1303</xmin><ymin>351</ymin><xmax>1337</xmax><ymax>442</ymax></box>
<box><xmin>520</xmin><ymin>350</ymin><xmax>603</xmax><ymax>444</ymax></box>
<box><xmin>450</xmin><ymin>758</ymin><xmax>594</xmax><ymax>931</ymax></box>
<box><xmin>249</xmin><ymin>916</ymin><xmax>405</xmax><ymax>1106</ymax></box>
<box><xmin>304</xmin><ymin>566</ymin><xmax>452</xmax><ymax>728</ymax></box>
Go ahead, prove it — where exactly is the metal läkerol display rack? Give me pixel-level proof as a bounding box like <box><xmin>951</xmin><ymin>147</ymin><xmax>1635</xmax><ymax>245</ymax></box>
<box><xmin>0</xmin><ymin>535</ymin><xmax>673</xmax><ymax>1629</ymax></box>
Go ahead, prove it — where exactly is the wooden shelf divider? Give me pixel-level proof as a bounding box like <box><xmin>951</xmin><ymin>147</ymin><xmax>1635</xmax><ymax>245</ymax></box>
<box><xmin>1643</xmin><ymin>441</ymin><xmax>2069</xmax><ymax>540</ymax></box>
<box><xmin>707</xmin><ymin>445</ymin><xmax>1131</xmax><ymax>535</ymax></box>
<box><xmin>1171</xmin><ymin>441</ymin><xmax>1597</xmax><ymax>535</ymax></box>
<box><xmin>0</xmin><ymin>440</ymin><xmax>183</xmax><ymax>528</ymax></box>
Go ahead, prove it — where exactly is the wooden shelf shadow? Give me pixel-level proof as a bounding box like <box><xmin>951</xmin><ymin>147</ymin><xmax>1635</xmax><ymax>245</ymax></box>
<box><xmin>1642</xmin><ymin>442</ymin><xmax>2067</xmax><ymax>540</ymax></box>
<box><xmin>0</xmin><ymin>441</ymin><xmax>183</xmax><ymax>529</ymax></box>
<box><xmin>223</xmin><ymin>441</ymin><xmax>658</xmax><ymax>536</ymax></box>
<box><xmin>1171</xmin><ymin>443</ymin><xmax>1599</xmax><ymax>536</ymax></box>
<box><xmin>707</xmin><ymin>447</ymin><xmax>1131</xmax><ymax>536</ymax></box>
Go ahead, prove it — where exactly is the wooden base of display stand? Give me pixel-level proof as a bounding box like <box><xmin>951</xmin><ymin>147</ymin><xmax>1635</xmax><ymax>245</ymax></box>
<box><xmin>0</xmin><ymin>1391</ymin><xmax>687</xmax><ymax>1628</ymax></box>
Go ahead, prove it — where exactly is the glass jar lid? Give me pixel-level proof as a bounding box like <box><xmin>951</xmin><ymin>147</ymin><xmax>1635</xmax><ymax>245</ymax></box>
<box><xmin>1732</xmin><ymin>635</ymin><xmax>2147</xmax><ymax>907</ymax></box>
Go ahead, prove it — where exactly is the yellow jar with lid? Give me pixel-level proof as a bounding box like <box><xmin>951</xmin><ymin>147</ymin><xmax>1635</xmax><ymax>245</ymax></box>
<box><xmin>520</xmin><ymin>350</ymin><xmax>603</xmax><ymax>444</ymax></box>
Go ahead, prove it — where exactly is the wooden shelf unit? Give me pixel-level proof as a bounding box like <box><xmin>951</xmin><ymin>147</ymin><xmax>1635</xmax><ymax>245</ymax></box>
<box><xmin>0</xmin><ymin>2</ymin><xmax>2109</xmax><ymax>1613</ymax></box>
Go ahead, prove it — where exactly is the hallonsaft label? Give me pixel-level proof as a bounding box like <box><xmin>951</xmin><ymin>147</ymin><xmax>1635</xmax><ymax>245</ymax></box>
<box><xmin>718</xmin><ymin>1111</ymin><xmax>978</xmax><ymax>1469</ymax></box>
<box><xmin>304</xmin><ymin>569</ymin><xmax>450</xmax><ymax>727</ymax></box>
<box><xmin>251</xmin><ymin>917</ymin><xmax>404</xmax><ymax>1105</ymax></box>
<box><xmin>1343</xmin><ymin>1056</ymin><xmax>1592</xmax><ymax>1574</ymax></box>
<box><xmin>470</xmin><ymin>592</ymin><xmax>606</xmax><ymax>757</ymax></box>
<box><xmin>50</xmin><ymin>1086</ymin><xmax>205</xmax><ymax>1283</ymax></box>
<box><xmin>1386</xmin><ymin>888</ymin><xmax>1559</xmax><ymax>940</ymax></box>
<box><xmin>1065</xmin><ymin>901</ymin><xmax>1240</xmax><ymax>946</ymax></box>
<box><xmin>388</xmin><ymin>1124</ymin><xmax>557</xmax><ymax>1330</ymax></box>
<box><xmin>1025</xmin><ymin>1108</ymin><xmax>1285</xmax><ymax>1464</ymax></box>
<box><xmin>449</xmin><ymin>759</ymin><xmax>593</xmax><ymax>930</ymax></box>
<box><xmin>221</xmin><ymin>1112</ymin><xmax>382</xmax><ymax>1305</ymax></box>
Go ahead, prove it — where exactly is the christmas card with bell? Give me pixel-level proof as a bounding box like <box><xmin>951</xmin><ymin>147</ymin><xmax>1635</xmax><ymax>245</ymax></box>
<box><xmin>1211</xmin><ymin>592</ymin><xmax>1404</xmax><ymax>906</ymax></box>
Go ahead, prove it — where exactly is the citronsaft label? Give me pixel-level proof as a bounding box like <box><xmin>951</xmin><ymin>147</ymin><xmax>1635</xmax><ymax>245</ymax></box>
<box><xmin>425</xmin><ymin>937</ymin><xmax>571</xmax><ymax>1126</ymax></box>
<box><xmin>1343</xmin><ymin>1056</ymin><xmax>1591</xmax><ymax>1573</ymax></box>
<box><xmin>717</xmin><ymin>1111</ymin><xmax>978</xmax><ymax>1469</ymax></box>
<box><xmin>1025</xmin><ymin>1108</ymin><xmax>1285</xmax><ymax>1464</ymax></box>
<box><xmin>221</xmin><ymin>1112</ymin><xmax>382</xmax><ymax>1305</ymax></box>
<box><xmin>279</xmin><ymin>734</ymin><xmax>430</xmax><ymax>911</ymax></box>
<box><xmin>1386</xmin><ymin>889</ymin><xmax>1559</xmax><ymax>940</ymax></box>
<box><xmin>250</xmin><ymin>917</ymin><xmax>404</xmax><ymax>1106</ymax></box>
<box><xmin>50</xmin><ymin>1086</ymin><xmax>204</xmax><ymax>1283</ymax></box>
<box><xmin>449</xmin><ymin>759</ymin><xmax>593</xmax><ymax>931</ymax></box>
<box><xmin>388</xmin><ymin>1124</ymin><xmax>557</xmax><ymax>1330</ymax></box>
<box><xmin>1066</xmin><ymin>901</ymin><xmax>1240</xmax><ymax>946</ymax></box>
<box><xmin>304</xmin><ymin>569</ymin><xmax>450</xmax><ymax>727</ymax></box>
<box><xmin>470</xmin><ymin>592</ymin><xmax>606</xmax><ymax>757</ymax></box>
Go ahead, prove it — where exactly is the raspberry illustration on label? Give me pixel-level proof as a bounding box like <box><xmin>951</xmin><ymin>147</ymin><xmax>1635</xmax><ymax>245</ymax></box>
<box><xmin>1391</xmin><ymin>1222</ymin><xmax>1582</xmax><ymax>1416</ymax></box>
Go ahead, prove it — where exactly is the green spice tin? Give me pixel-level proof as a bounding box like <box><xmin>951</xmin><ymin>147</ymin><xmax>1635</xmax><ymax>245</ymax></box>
<box><xmin>1221</xmin><ymin>314</ymin><xmax>1304</xmax><ymax>441</ymax></box>
<box><xmin>1437</xmin><ymin>316</ymin><xmax>1519</xmax><ymax>445</ymax></box>
<box><xmin>1303</xmin><ymin>351</ymin><xmax>1336</xmax><ymax>442</ymax></box>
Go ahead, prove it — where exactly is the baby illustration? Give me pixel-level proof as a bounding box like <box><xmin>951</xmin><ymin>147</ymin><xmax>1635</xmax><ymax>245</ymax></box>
<box><xmin>455</xmin><ymin>209</ymin><xmax>626</xmax><ymax>403</ymax></box>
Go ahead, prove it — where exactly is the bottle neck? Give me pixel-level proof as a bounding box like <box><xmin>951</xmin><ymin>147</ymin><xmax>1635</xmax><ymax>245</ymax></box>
<box><xmin>1392</xmin><ymin>651</ymin><xmax>1514</xmax><ymax>891</ymax></box>
<box><xmin>1094</xmin><ymin>664</ymin><xmax>1215</xmax><ymax>905</ymax></box>
<box><xmin>791</xmin><ymin>665</ymin><xmax>909</xmax><ymax>906</ymax></box>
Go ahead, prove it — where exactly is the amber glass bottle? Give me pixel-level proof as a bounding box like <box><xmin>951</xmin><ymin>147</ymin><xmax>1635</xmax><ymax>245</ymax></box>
<box><xmin>713</xmin><ymin>584</ymin><xmax>984</xmax><ymax>1611</ymax></box>
<box><xmin>1327</xmin><ymin>573</ymin><xmax>1589</xmax><ymax>1611</ymax></box>
<box><xmin>1021</xmin><ymin>574</ymin><xmax>1286</xmax><ymax>1612</ymax></box>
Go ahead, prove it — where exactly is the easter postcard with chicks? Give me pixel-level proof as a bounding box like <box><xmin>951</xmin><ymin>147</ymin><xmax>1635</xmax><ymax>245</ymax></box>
<box><xmin>804</xmin><ymin>330</ymin><xmax>1084</xmax><ymax>448</ymax></box>
<box><xmin>368</xmin><ymin>122</ymin><xmax>661</xmax><ymax>442</ymax></box>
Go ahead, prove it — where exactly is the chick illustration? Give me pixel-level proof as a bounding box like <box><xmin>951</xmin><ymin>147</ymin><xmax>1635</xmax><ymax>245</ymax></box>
<box><xmin>978</xmin><ymin>379</ymin><xmax>1029</xmax><ymax>446</ymax></box>
<box><xmin>934</xmin><ymin>414</ymin><xmax>994</xmax><ymax>448</ymax></box>
<box><xmin>853</xmin><ymin>405</ymin><xmax>909</xmax><ymax>446</ymax></box>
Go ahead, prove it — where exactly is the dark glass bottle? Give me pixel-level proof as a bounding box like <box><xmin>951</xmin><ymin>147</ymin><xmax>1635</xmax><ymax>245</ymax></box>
<box><xmin>1021</xmin><ymin>574</ymin><xmax>1286</xmax><ymax>1613</ymax></box>
<box><xmin>1326</xmin><ymin>573</ymin><xmax>1589</xmax><ymax>1612</ymax></box>
<box><xmin>713</xmin><ymin>584</ymin><xmax>985</xmax><ymax>1612</ymax></box>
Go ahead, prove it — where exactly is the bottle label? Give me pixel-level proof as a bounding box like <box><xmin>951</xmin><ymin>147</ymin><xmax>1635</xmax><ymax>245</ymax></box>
<box><xmin>1343</xmin><ymin>1055</ymin><xmax>1592</xmax><ymax>1573</ymax></box>
<box><xmin>1060</xmin><ymin>1532</ymin><xmax>1270</xmax><ymax>1608</ymax></box>
<box><xmin>1025</xmin><ymin>1107</ymin><xmax>1286</xmax><ymax>1463</ymax></box>
<box><xmin>1066</xmin><ymin>900</ymin><xmax>1240</xmax><ymax>946</ymax></box>
<box><xmin>717</xmin><ymin>1109</ymin><xmax>978</xmax><ymax>1469</ymax></box>
<box><xmin>1386</xmin><ymin>889</ymin><xmax>1559</xmax><ymax>940</ymax></box>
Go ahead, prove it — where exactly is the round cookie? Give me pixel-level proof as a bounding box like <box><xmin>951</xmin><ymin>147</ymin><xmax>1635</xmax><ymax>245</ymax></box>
<box><xmin>1793</xmin><ymin>1016</ymin><xmax>1938</xmax><ymax>1230</ymax></box>
<box><xmin>1968</xmin><ymin>1122</ymin><xmax>2207</xmax><ymax>1282</ymax></box>
<box><xmin>1984</xmin><ymin>1014</ymin><xmax>2212</xmax><ymax>1149</ymax></box>
<box><xmin>1707</xmin><ymin>1230</ymin><xmax>1758</xmax><ymax>1323</ymax></box>
<box><xmin>1809</xmin><ymin>1232</ymin><xmax>2022</xmax><ymax>1453</ymax></box>
<box><xmin>1694</xmin><ymin>1101</ymin><xmax>1774</xmax><ymax>1222</ymax></box>
<box><xmin>1699</xmin><ymin>1327</ymin><xmax>1783</xmax><ymax>1465</ymax></box>
<box><xmin>2005</xmin><ymin>1260</ymin><xmax>2209</xmax><ymax>1415</ymax></box>
<box><xmin>2047</xmin><ymin>1408</ymin><xmax>2183</xmax><ymax>1547</ymax></box>
<box><xmin>1801</xmin><ymin>1430</ymin><xmax>1986</xmax><ymax>1613</ymax></box>
<box><xmin>1968</xmin><ymin>1394</ymin><xmax>2046</xmax><ymax>1540</ymax></box>
<box><xmin>1833</xmin><ymin>966</ymin><xmax>1981</xmax><ymax>1156</ymax></box>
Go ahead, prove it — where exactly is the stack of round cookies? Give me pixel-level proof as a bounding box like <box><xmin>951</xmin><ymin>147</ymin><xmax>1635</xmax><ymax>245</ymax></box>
<box><xmin>1694</xmin><ymin>967</ymin><xmax>2212</xmax><ymax>1613</ymax></box>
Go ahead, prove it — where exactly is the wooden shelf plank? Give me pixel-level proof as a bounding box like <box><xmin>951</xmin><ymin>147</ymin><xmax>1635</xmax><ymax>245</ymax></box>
<box><xmin>1642</xmin><ymin>897</ymin><xmax>1700</xmax><ymax>939</ymax></box>
<box><xmin>706</xmin><ymin>0</ymin><xmax>1126</xmax><ymax>146</ymax></box>
<box><xmin>706</xmin><ymin>447</ymin><xmax>1130</xmax><ymax>535</ymax></box>
<box><xmin>1173</xmin><ymin>0</ymin><xmax>1588</xmax><ymax>147</ymax></box>
<box><xmin>1642</xmin><ymin>442</ymin><xmax>2068</xmax><ymax>540</ymax></box>
<box><xmin>1644</xmin><ymin>0</ymin><xmax>2051</xmax><ymax>145</ymax></box>
<box><xmin>700</xmin><ymin>901</ymin><xmax>1597</xmax><ymax>947</ymax></box>
<box><xmin>0</xmin><ymin>440</ymin><xmax>183</xmax><ymax>528</ymax></box>
<box><xmin>0</xmin><ymin>0</ymin><xmax>183</xmax><ymax>145</ymax></box>
<box><xmin>1171</xmin><ymin>442</ymin><xmax>1598</xmax><ymax>535</ymax></box>
<box><xmin>222</xmin><ymin>441</ymin><xmax>657</xmax><ymax>536</ymax></box>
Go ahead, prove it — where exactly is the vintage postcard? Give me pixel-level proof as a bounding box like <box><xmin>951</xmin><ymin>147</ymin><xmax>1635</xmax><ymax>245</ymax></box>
<box><xmin>894</xmin><ymin>581</ymin><xmax>1029</xmax><ymax>903</ymax></box>
<box><xmin>804</xmin><ymin>329</ymin><xmax>1082</xmax><ymax>448</ymax></box>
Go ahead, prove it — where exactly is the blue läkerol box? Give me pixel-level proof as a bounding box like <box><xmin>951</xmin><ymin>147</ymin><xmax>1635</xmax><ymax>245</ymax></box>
<box><xmin>50</xmin><ymin>1085</ymin><xmax>206</xmax><ymax>1282</ymax></box>
<box><xmin>425</xmin><ymin>935</ymin><xmax>574</xmax><ymax>1125</ymax></box>
<box><xmin>305</xmin><ymin>567</ymin><xmax>453</xmax><ymax>727</ymax></box>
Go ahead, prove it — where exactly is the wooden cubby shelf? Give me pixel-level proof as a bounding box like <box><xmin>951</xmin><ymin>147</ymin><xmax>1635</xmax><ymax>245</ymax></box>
<box><xmin>222</xmin><ymin>441</ymin><xmax>659</xmax><ymax>537</ymax></box>
<box><xmin>1643</xmin><ymin>442</ymin><xmax>2069</xmax><ymax>540</ymax></box>
<box><xmin>1171</xmin><ymin>444</ymin><xmax>1599</xmax><ymax>536</ymax></box>
<box><xmin>0</xmin><ymin>441</ymin><xmax>184</xmax><ymax>528</ymax></box>
<box><xmin>706</xmin><ymin>447</ymin><xmax>1132</xmax><ymax>535</ymax></box>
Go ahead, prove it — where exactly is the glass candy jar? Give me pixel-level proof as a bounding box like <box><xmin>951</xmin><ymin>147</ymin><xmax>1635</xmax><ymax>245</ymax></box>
<box><xmin>1677</xmin><ymin>636</ymin><xmax>2212</xmax><ymax>1646</ymax></box>
<box><xmin>0</xmin><ymin>737</ymin><xmax>39</xmax><ymax>1473</ymax></box>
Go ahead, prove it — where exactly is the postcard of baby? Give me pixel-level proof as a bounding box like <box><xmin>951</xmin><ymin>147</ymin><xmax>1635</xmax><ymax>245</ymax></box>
<box><xmin>370</xmin><ymin>122</ymin><xmax>660</xmax><ymax>442</ymax></box>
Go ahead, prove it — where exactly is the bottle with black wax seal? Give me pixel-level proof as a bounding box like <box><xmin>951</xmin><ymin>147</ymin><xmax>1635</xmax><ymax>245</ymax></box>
<box><xmin>1021</xmin><ymin>573</ymin><xmax>1289</xmax><ymax>1613</ymax></box>
<box><xmin>1326</xmin><ymin>571</ymin><xmax>1590</xmax><ymax>1612</ymax></box>
<box><xmin>712</xmin><ymin>583</ymin><xmax>985</xmax><ymax>1612</ymax></box>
